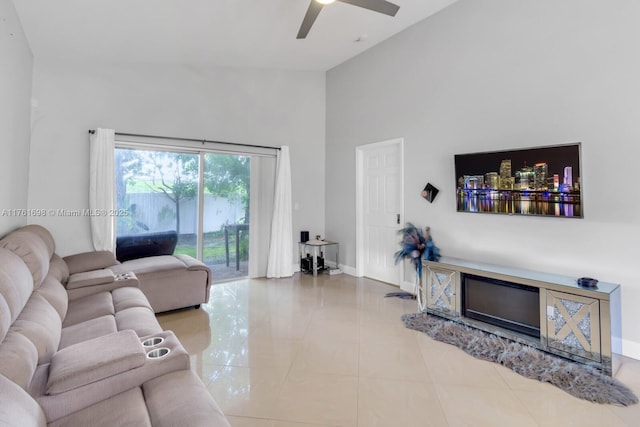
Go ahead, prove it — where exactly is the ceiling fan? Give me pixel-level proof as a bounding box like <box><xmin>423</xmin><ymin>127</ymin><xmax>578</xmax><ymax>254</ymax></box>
<box><xmin>297</xmin><ymin>0</ymin><xmax>400</xmax><ymax>39</ymax></box>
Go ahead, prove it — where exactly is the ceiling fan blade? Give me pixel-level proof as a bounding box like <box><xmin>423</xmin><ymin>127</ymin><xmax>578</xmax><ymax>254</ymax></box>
<box><xmin>337</xmin><ymin>0</ymin><xmax>400</xmax><ymax>17</ymax></box>
<box><xmin>297</xmin><ymin>1</ymin><xmax>324</xmax><ymax>39</ymax></box>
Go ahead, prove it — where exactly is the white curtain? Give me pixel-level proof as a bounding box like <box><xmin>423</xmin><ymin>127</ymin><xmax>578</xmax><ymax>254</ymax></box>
<box><xmin>89</xmin><ymin>128</ymin><xmax>116</xmax><ymax>251</ymax></box>
<box><xmin>249</xmin><ymin>156</ymin><xmax>276</xmax><ymax>278</ymax></box>
<box><xmin>266</xmin><ymin>146</ymin><xmax>293</xmax><ymax>278</ymax></box>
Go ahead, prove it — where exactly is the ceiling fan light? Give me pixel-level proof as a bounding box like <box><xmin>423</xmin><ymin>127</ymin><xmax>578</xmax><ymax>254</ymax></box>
<box><xmin>316</xmin><ymin>0</ymin><xmax>336</xmax><ymax>4</ymax></box>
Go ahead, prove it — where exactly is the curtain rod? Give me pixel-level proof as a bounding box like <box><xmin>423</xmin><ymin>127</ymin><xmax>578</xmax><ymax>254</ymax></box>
<box><xmin>88</xmin><ymin>129</ymin><xmax>281</xmax><ymax>151</ymax></box>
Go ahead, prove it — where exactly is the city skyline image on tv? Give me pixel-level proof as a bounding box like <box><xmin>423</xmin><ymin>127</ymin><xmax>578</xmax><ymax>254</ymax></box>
<box><xmin>454</xmin><ymin>143</ymin><xmax>582</xmax><ymax>218</ymax></box>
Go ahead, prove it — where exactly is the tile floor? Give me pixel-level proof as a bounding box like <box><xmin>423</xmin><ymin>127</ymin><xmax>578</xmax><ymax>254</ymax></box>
<box><xmin>157</xmin><ymin>273</ymin><xmax>640</xmax><ymax>427</ymax></box>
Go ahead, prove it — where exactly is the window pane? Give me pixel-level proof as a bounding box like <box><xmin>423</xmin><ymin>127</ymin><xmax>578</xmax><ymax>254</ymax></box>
<box><xmin>115</xmin><ymin>148</ymin><xmax>199</xmax><ymax>259</ymax></box>
<box><xmin>203</xmin><ymin>153</ymin><xmax>250</xmax><ymax>281</ymax></box>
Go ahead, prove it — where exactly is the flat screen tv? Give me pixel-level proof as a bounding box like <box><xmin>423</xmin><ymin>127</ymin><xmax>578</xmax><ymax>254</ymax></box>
<box><xmin>455</xmin><ymin>143</ymin><xmax>582</xmax><ymax>218</ymax></box>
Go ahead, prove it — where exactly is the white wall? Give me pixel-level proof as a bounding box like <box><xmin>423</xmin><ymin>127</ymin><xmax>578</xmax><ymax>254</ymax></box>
<box><xmin>326</xmin><ymin>0</ymin><xmax>640</xmax><ymax>357</ymax></box>
<box><xmin>28</xmin><ymin>60</ymin><xmax>325</xmax><ymax>258</ymax></box>
<box><xmin>0</xmin><ymin>0</ymin><xmax>32</xmax><ymax>235</ymax></box>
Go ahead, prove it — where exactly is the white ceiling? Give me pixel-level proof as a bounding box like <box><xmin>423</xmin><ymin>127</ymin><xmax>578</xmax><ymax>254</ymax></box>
<box><xmin>13</xmin><ymin>0</ymin><xmax>457</xmax><ymax>71</ymax></box>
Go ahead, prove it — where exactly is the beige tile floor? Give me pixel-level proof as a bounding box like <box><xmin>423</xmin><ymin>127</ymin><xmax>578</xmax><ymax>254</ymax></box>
<box><xmin>157</xmin><ymin>273</ymin><xmax>640</xmax><ymax>427</ymax></box>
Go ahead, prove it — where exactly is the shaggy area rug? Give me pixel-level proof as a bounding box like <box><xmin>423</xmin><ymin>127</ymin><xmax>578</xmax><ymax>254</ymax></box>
<box><xmin>402</xmin><ymin>312</ymin><xmax>638</xmax><ymax>406</ymax></box>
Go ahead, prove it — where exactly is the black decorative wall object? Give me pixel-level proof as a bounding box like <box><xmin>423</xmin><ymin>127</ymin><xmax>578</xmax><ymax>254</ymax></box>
<box><xmin>422</xmin><ymin>183</ymin><xmax>439</xmax><ymax>203</ymax></box>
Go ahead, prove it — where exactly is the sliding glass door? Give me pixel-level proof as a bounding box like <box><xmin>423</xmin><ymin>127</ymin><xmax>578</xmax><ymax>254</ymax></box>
<box><xmin>202</xmin><ymin>153</ymin><xmax>250</xmax><ymax>280</ymax></box>
<box><xmin>115</xmin><ymin>147</ymin><xmax>250</xmax><ymax>282</ymax></box>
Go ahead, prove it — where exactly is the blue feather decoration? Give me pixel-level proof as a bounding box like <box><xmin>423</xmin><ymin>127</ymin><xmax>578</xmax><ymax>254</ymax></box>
<box><xmin>394</xmin><ymin>224</ymin><xmax>440</xmax><ymax>279</ymax></box>
<box><xmin>423</xmin><ymin>227</ymin><xmax>441</xmax><ymax>263</ymax></box>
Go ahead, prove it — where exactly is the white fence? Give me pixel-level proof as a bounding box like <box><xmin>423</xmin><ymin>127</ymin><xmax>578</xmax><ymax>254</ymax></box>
<box><xmin>118</xmin><ymin>193</ymin><xmax>244</xmax><ymax>235</ymax></box>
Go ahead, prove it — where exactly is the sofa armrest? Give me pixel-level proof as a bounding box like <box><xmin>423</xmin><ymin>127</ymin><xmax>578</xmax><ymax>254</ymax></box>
<box><xmin>66</xmin><ymin>272</ymin><xmax>140</xmax><ymax>301</ymax></box>
<box><xmin>174</xmin><ymin>254</ymin><xmax>212</xmax><ymax>285</ymax></box>
<box><xmin>47</xmin><ymin>330</ymin><xmax>145</xmax><ymax>395</ymax></box>
<box><xmin>63</xmin><ymin>251</ymin><xmax>119</xmax><ymax>275</ymax></box>
<box><xmin>35</xmin><ymin>331</ymin><xmax>190</xmax><ymax>422</ymax></box>
<box><xmin>66</xmin><ymin>269</ymin><xmax>115</xmax><ymax>290</ymax></box>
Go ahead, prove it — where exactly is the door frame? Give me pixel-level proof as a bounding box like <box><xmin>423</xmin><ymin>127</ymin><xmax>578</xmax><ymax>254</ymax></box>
<box><xmin>355</xmin><ymin>137</ymin><xmax>405</xmax><ymax>285</ymax></box>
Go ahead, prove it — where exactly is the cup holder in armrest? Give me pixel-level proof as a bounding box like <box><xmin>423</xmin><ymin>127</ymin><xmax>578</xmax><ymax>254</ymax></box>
<box><xmin>146</xmin><ymin>347</ymin><xmax>171</xmax><ymax>359</ymax></box>
<box><xmin>141</xmin><ymin>337</ymin><xmax>165</xmax><ymax>347</ymax></box>
<box><xmin>115</xmin><ymin>272</ymin><xmax>135</xmax><ymax>281</ymax></box>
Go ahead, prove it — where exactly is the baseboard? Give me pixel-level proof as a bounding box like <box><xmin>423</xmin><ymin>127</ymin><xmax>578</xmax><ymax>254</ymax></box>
<box><xmin>401</xmin><ymin>280</ymin><xmax>417</xmax><ymax>294</ymax></box>
<box><xmin>322</xmin><ymin>260</ymin><xmax>355</xmax><ymax>276</ymax></box>
<box><xmin>339</xmin><ymin>264</ymin><xmax>357</xmax><ymax>276</ymax></box>
<box><xmin>622</xmin><ymin>339</ymin><xmax>640</xmax><ymax>360</ymax></box>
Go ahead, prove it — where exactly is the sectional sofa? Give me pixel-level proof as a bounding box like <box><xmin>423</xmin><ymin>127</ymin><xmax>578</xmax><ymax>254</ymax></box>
<box><xmin>63</xmin><ymin>241</ymin><xmax>212</xmax><ymax>314</ymax></box>
<box><xmin>0</xmin><ymin>225</ymin><xmax>230</xmax><ymax>426</ymax></box>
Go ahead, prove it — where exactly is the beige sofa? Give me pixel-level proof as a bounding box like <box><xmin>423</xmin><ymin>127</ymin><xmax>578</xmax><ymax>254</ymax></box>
<box><xmin>61</xmin><ymin>241</ymin><xmax>211</xmax><ymax>314</ymax></box>
<box><xmin>0</xmin><ymin>225</ymin><xmax>230</xmax><ymax>426</ymax></box>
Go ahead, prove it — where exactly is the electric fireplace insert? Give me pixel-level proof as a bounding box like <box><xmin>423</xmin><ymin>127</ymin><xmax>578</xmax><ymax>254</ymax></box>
<box><xmin>461</xmin><ymin>273</ymin><xmax>541</xmax><ymax>338</ymax></box>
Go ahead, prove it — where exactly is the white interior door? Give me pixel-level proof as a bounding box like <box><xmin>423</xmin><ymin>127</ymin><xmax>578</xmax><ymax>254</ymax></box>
<box><xmin>356</xmin><ymin>139</ymin><xmax>403</xmax><ymax>286</ymax></box>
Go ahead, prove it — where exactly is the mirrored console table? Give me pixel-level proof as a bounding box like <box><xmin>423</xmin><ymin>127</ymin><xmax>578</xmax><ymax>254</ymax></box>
<box><xmin>422</xmin><ymin>257</ymin><xmax>622</xmax><ymax>375</ymax></box>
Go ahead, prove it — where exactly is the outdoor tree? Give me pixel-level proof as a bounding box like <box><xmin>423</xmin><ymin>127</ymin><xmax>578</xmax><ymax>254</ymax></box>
<box><xmin>148</xmin><ymin>152</ymin><xmax>198</xmax><ymax>235</ymax></box>
<box><xmin>204</xmin><ymin>154</ymin><xmax>250</xmax><ymax>224</ymax></box>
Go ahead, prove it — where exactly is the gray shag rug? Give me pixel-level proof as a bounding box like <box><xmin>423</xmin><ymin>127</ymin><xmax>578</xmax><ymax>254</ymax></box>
<box><xmin>402</xmin><ymin>312</ymin><xmax>638</xmax><ymax>406</ymax></box>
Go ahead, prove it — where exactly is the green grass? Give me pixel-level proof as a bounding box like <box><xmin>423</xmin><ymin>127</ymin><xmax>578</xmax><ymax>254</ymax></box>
<box><xmin>173</xmin><ymin>245</ymin><xmax>196</xmax><ymax>258</ymax></box>
<box><xmin>174</xmin><ymin>245</ymin><xmax>227</xmax><ymax>259</ymax></box>
<box><xmin>173</xmin><ymin>231</ymin><xmax>248</xmax><ymax>263</ymax></box>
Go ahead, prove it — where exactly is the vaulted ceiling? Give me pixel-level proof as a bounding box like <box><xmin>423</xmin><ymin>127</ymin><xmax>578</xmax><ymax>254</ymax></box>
<box><xmin>13</xmin><ymin>0</ymin><xmax>457</xmax><ymax>70</ymax></box>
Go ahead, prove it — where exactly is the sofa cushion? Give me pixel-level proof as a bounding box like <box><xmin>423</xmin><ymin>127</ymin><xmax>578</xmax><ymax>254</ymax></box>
<box><xmin>112</xmin><ymin>286</ymin><xmax>153</xmax><ymax>312</ymax></box>
<box><xmin>64</xmin><ymin>251</ymin><xmax>119</xmax><ymax>275</ymax></box>
<box><xmin>48</xmin><ymin>254</ymin><xmax>70</xmax><ymax>284</ymax></box>
<box><xmin>47</xmin><ymin>387</ymin><xmax>151</xmax><ymax>427</ymax></box>
<box><xmin>63</xmin><ymin>292</ymin><xmax>115</xmax><ymax>328</ymax></box>
<box><xmin>143</xmin><ymin>370</ymin><xmax>231</xmax><ymax>427</ymax></box>
<box><xmin>115</xmin><ymin>307</ymin><xmax>163</xmax><ymax>337</ymax></box>
<box><xmin>59</xmin><ymin>315</ymin><xmax>118</xmax><ymax>350</ymax></box>
<box><xmin>0</xmin><ymin>331</ymin><xmax>38</xmax><ymax>390</ymax></box>
<box><xmin>12</xmin><ymin>293</ymin><xmax>61</xmax><ymax>364</ymax></box>
<box><xmin>20</xmin><ymin>225</ymin><xmax>55</xmax><ymax>258</ymax></box>
<box><xmin>0</xmin><ymin>248</ymin><xmax>35</xmax><ymax>341</ymax></box>
<box><xmin>0</xmin><ymin>231</ymin><xmax>50</xmax><ymax>288</ymax></box>
<box><xmin>34</xmin><ymin>276</ymin><xmax>68</xmax><ymax>322</ymax></box>
<box><xmin>47</xmin><ymin>330</ymin><xmax>146</xmax><ymax>395</ymax></box>
<box><xmin>0</xmin><ymin>294</ymin><xmax>9</xmax><ymax>343</ymax></box>
<box><xmin>0</xmin><ymin>374</ymin><xmax>46</xmax><ymax>427</ymax></box>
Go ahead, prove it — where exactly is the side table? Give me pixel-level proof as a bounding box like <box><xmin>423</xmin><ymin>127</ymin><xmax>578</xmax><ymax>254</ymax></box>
<box><xmin>298</xmin><ymin>240</ymin><xmax>340</xmax><ymax>276</ymax></box>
